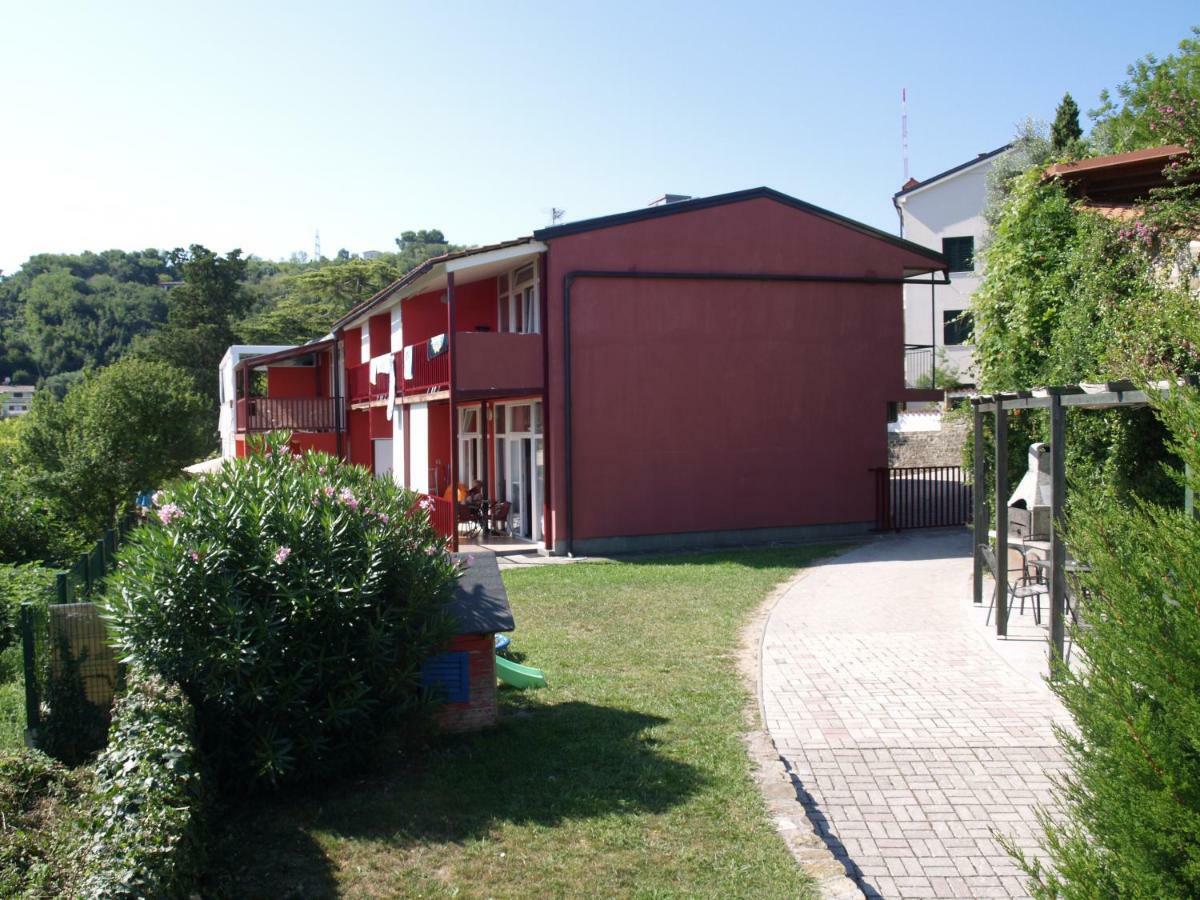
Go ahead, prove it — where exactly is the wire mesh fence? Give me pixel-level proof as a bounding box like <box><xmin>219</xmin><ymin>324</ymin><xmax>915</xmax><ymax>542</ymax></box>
<box><xmin>20</xmin><ymin>512</ymin><xmax>134</xmax><ymax>750</ymax></box>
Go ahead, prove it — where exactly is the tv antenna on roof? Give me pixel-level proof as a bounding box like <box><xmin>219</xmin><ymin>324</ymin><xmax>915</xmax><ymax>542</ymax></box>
<box><xmin>901</xmin><ymin>88</ymin><xmax>910</xmax><ymax>183</ymax></box>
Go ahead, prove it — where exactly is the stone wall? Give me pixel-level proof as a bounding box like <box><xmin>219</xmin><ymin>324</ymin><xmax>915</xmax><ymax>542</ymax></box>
<box><xmin>888</xmin><ymin>415</ymin><xmax>969</xmax><ymax>468</ymax></box>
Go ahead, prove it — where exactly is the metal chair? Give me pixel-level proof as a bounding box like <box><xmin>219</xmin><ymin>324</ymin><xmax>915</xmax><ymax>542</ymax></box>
<box><xmin>978</xmin><ymin>544</ymin><xmax>1048</xmax><ymax>626</ymax></box>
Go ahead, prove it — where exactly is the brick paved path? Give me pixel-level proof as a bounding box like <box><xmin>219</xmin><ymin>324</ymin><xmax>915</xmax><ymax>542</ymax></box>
<box><xmin>761</xmin><ymin>531</ymin><xmax>1072</xmax><ymax>899</ymax></box>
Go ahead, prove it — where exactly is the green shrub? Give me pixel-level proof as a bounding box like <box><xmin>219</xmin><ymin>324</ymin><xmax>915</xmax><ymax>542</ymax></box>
<box><xmin>79</xmin><ymin>670</ymin><xmax>205</xmax><ymax>899</ymax></box>
<box><xmin>0</xmin><ymin>473</ymin><xmax>86</xmax><ymax>566</ymax></box>
<box><xmin>0</xmin><ymin>563</ymin><xmax>53</xmax><ymax>665</ymax></box>
<box><xmin>1014</xmin><ymin>385</ymin><xmax>1200</xmax><ymax>896</ymax></box>
<box><xmin>103</xmin><ymin>433</ymin><xmax>457</xmax><ymax>786</ymax></box>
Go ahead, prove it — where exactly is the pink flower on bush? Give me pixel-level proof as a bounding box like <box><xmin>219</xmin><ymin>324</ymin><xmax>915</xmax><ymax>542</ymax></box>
<box><xmin>274</xmin><ymin>546</ymin><xmax>292</xmax><ymax>565</ymax></box>
<box><xmin>157</xmin><ymin>503</ymin><xmax>183</xmax><ymax>525</ymax></box>
<box><xmin>189</xmin><ymin>550</ymin><xmax>200</xmax><ymax>562</ymax></box>
<box><xmin>339</xmin><ymin>488</ymin><xmax>359</xmax><ymax>510</ymax></box>
<box><xmin>323</xmin><ymin>485</ymin><xmax>335</xmax><ymax>498</ymax></box>
<box><xmin>318</xmin><ymin>466</ymin><xmax>327</xmax><ymax>475</ymax></box>
<box><xmin>377</xmin><ymin>512</ymin><xmax>390</xmax><ymax>525</ymax></box>
<box><xmin>418</xmin><ymin>495</ymin><xmax>436</xmax><ymax>512</ymax></box>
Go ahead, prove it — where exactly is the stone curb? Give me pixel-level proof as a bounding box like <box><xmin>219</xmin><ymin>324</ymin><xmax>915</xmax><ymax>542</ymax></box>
<box><xmin>738</xmin><ymin>557</ymin><xmax>865</xmax><ymax>900</ymax></box>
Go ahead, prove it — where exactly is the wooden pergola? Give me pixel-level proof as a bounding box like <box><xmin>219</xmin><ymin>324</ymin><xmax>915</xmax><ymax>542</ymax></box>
<box><xmin>970</xmin><ymin>377</ymin><xmax>1197</xmax><ymax>664</ymax></box>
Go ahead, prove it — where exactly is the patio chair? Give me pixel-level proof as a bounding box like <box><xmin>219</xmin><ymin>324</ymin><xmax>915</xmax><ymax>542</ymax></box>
<box><xmin>489</xmin><ymin>501</ymin><xmax>511</xmax><ymax>536</ymax></box>
<box><xmin>978</xmin><ymin>544</ymin><xmax>1048</xmax><ymax>626</ymax></box>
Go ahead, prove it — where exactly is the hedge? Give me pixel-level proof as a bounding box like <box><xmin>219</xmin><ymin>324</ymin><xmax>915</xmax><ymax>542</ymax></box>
<box><xmin>78</xmin><ymin>670</ymin><xmax>205</xmax><ymax>899</ymax></box>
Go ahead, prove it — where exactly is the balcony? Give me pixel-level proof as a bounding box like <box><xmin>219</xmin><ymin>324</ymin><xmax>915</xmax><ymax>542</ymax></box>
<box><xmin>237</xmin><ymin>397</ymin><xmax>342</xmax><ymax>433</ymax></box>
<box><xmin>348</xmin><ymin>332</ymin><xmax>544</xmax><ymax>405</ymax></box>
<box><xmin>396</xmin><ymin>337</ymin><xmax>450</xmax><ymax>395</ymax></box>
<box><xmin>453</xmin><ymin>331</ymin><xmax>542</xmax><ymax>397</ymax></box>
<box><xmin>348</xmin><ymin>365</ymin><xmax>391</xmax><ymax>403</ymax></box>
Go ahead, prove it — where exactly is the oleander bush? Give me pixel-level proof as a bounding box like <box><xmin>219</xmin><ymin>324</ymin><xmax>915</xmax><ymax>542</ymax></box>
<box><xmin>103</xmin><ymin>432</ymin><xmax>457</xmax><ymax>786</ymax></box>
<box><xmin>79</xmin><ymin>669</ymin><xmax>205</xmax><ymax>899</ymax></box>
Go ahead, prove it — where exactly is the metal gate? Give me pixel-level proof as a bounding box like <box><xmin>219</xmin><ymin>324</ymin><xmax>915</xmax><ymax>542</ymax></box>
<box><xmin>873</xmin><ymin>466</ymin><xmax>973</xmax><ymax>531</ymax></box>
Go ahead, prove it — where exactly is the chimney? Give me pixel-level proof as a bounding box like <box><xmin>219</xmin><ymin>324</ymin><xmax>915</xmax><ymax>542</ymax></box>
<box><xmin>648</xmin><ymin>193</ymin><xmax>692</xmax><ymax>207</ymax></box>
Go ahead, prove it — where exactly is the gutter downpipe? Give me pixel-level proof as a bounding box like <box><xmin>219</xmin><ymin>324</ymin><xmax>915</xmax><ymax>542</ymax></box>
<box><xmin>560</xmin><ymin>268</ymin><xmax>950</xmax><ymax>557</ymax></box>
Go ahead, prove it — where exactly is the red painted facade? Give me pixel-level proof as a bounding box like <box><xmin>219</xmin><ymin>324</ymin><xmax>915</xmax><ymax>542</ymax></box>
<box><xmin>231</xmin><ymin>189</ymin><xmax>945</xmax><ymax>555</ymax></box>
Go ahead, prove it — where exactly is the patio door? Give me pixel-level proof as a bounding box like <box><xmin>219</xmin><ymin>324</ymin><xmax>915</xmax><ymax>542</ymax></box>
<box><xmin>495</xmin><ymin>401</ymin><xmax>543</xmax><ymax>543</ymax></box>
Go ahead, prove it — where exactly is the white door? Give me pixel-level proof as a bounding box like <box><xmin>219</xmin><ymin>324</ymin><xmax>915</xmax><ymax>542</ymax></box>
<box><xmin>373</xmin><ymin>439</ymin><xmax>393</xmax><ymax>478</ymax></box>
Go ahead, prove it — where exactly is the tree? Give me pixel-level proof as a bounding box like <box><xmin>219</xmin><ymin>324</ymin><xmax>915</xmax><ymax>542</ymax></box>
<box><xmin>137</xmin><ymin>245</ymin><xmax>250</xmax><ymax>408</ymax></box>
<box><xmin>16</xmin><ymin>357</ymin><xmax>210</xmax><ymax>533</ymax></box>
<box><xmin>1090</xmin><ymin>26</ymin><xmax>1200</xmax><ymax>153</ymax></box>
<box><xmin>1051</xmin><ymin>92</ymin><xmax>1083</xmax><ymax>152</ymax></box>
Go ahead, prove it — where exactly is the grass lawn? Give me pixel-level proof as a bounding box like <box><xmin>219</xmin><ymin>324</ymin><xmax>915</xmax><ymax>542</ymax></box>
<box><xmin>207</xmin><ymin>546</ymin><xmax>833</xmax><ymax>899</ymax></box>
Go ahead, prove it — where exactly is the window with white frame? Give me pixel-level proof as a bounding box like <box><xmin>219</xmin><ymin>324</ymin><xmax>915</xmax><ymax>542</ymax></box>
<box><xmin>497</xmin><ymin>263</ymin><xmax>540</xmax><ymax>335</ymax></box>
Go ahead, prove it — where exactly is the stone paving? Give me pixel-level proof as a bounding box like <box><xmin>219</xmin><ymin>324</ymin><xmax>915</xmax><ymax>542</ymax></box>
<box><xmin>761</xmin><ymin>530</ymin><xmax>1072</xmax><ymax>899</ymax></box>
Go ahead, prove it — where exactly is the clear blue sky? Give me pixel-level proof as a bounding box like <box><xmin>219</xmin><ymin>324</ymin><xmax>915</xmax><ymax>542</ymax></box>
<box><xmin>0</xmin><ymin>2</ymin><xmax>1195</xmax><ymax>273</ymax></box>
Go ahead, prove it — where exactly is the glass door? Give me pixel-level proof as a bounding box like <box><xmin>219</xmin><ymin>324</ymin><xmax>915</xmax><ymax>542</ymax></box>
<box><xmin>498</xmin><ymin>401</ymin><xmax>542</xmax><ymax>542</ymax></box>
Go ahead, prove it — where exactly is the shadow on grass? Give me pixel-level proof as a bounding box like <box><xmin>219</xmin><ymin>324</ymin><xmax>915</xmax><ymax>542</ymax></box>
<box><xmin>205</xmin><ymin>701</ymin><xmax>702</xmax><ymax>898</ymax></box>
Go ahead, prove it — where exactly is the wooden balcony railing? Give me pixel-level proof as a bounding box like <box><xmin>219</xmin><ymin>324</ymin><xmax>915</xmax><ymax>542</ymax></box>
<box><xmin>417</xmin><ymin>493</ymin><xmax>455</xmax><ymax>541</ymax></box>
<box><xmin>396</xmin><ymin>337</ymin><xmax>450</xmax><ymax>395</ymax></box>
<box><xmin>236</xmin><ymin>397</ymin><xmax>342</xmax><ymax>433</ymax></box>
<box><xmin>347</xmin><ymin>364</ymin><xmax>390</xmax><ymax>403</ymax></box>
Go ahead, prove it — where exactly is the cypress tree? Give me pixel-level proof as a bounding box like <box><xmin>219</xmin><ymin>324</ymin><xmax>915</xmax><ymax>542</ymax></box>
<box><xmin>1052</xmin><ymin>93</ymin><xmax>1084</xmax><ymax>151</ymax></box>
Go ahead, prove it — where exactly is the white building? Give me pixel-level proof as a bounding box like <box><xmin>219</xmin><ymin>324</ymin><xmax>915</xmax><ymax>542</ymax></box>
<box><xmin>893</xmin><ymin>145</ymin><xmax>1010</xmax><ymax>387</ymax></box>
<box><xmin>217</xmin><ymin>345</ymin><xmax>295</xmax><ymax>458</ymax></box>
<box><xmin>0</xmin><ymin>384</ymin><xmax>35</xmax><ymax>418</ymax></box>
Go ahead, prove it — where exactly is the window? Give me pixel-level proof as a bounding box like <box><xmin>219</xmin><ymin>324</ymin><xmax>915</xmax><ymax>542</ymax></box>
<box><xmin>497</xmin><ymin>263</ymin><xmax>540</xmax><ymax>334</ymax></box>
<box><xmin>943</xmin><ymin>310</ymin><xmax>973</xmax><ymax>346</ymax></box>
<box><xmin>942</xmin><ymin>236</ymin><xmax>974</xmax><ymax>273</ymax></box>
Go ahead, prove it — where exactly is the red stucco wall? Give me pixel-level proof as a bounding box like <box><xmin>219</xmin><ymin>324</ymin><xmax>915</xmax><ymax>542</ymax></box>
<box><xmin>289</xmin><ymin>432</ymin><xmax>339</xmax><ymax>456</ymax></box>
<box><xmin>368</xmin><ymin>313</ymin><xmax>391</xmax><ymax>358</ymax></box>
<box><xmin>266</xmin><ymin>366</ymin><xmax>321</xmax><ymax>399</ymax></box>
<box><xmin>453</xmin><ymin>278</ymin><xmax>497</xmax><ymax>333</ymax></box>
<box><xmin>348</xmin><ymin>409</ymin><xmax>372</xmax><ymax>470</ymax></box>
<box><xmin>343</xmin><ymin>327</ymin><xmax>364</xmax><ymax>367</ymax></box>
<box><xmin>402</xmin><ymin>291</ymin><xmax>447</xmax><ymax>348</ymax></box>
<box><xmin>543</xmin><ymin>197</ymin><xmax>939</xmax><ymax>546</ymax></box>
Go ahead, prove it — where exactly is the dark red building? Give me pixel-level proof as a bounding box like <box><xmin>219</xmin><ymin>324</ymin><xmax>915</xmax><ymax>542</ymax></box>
<box><xmin>225</xmin><ymin>188</ymin><xmax>946</xmax><ymax>554</ymax></box>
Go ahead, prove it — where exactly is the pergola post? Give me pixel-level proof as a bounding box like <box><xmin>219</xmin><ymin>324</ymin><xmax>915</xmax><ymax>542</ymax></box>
<box><xmin>447</xmin><ymin>271</ymin><xmax>459</xmax><ymax>552</ymax></box>
<box><xmin>994</xmin><ymin>400</ymin><xmax>1009</xmax><ymax>637</ymax></box>
<box><xmin>1049</xmin><ymin>392</ymin><xmax>1067</xmax><ymax>666</ymax></box>
<box><xmin>972</xmin><ymin>400</ymin><xmax>986</xmax><ymax>604</ymax></box>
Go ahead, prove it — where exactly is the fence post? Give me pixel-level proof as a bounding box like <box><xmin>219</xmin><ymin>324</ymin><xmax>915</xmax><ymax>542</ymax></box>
<box><xmin>19</xmin><ymin>604</ymin><xmax>40</xmax><ymax>733</ymax></box>
<box><xmin>972</xmin><ymin>402</ymin><xmax>986</xmax><ymax>605</ymax></box>
<box><xmin>55</xmin><ymin>571</ymin><xmax>69</xmax><ymax>605</ymax></box>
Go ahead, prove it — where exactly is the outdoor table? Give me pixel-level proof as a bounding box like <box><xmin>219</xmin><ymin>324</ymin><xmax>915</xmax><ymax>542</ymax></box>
<box><xmin>1029</xmin><ymin>558</ymin><xmax>1090</xmax><ymax>574</ymax></box>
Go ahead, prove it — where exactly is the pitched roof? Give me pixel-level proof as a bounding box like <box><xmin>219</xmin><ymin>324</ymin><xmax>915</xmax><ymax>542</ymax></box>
<box><xmin>331</xmin><ymin>237</ymin><xmax>536</xmax><ymax>330</ymax></box>
<box><xmin>893</xmin><ymin>145</ymin><xmax>1012</xmax><ymax>200</ymax></box>
<box><xmin>532</xmin><ymin>186</ymin><xmax>947</xmax><ymax>263</ymax></box>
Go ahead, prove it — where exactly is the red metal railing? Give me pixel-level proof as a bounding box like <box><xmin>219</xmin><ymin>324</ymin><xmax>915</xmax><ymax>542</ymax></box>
<box><xmin>417</xmin><ymin>493</ymin><xmax>455</xmax><ymax>541</ymax></box>
<box><xmin>236</xmin><ymin>398</ymin><xmax>342</xmax><ymax>433</ymax></box>
<box><xmin>347</xmin><ymin>364</ymin><xmax>391</xmax><ymax>403</ymax></box>
<box><xmin>873</xmin><ymin>466</ymin><xmax>973</xmax><ymax>531</ymax></box>
<box><xmin>396</xmin><ymin>337</ymin><xmax>450</xmax><ymax>395</ymax></box>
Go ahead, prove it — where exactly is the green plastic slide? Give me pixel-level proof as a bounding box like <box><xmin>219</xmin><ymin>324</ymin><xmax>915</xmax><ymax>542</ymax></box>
<box><xmin>495</xmin><ymin>654</ymin><xmax>547</xmax><ymax>689</ymax></box>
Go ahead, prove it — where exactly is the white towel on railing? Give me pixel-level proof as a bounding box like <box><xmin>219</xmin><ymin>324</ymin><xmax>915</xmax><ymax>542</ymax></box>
<box><xmin>385</xmin><ymin>355</ymin><xmax>397</xmax><ymax>421</ymax></box>
<box><xmin>402</xmin><ymin>345</ymin><xmax>414</xmax><ymax>380</ymax></box>
<box><xmin>368</xmin><ymin>354</ymin><xmax>390</xmax><ymax>386</ymax></box>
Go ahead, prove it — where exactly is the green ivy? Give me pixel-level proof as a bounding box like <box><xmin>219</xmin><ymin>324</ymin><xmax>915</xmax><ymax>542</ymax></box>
<box><xmin>79</xmin><ymin>670</ymin><xmax>205</xmax><ymax>900</ymax></box>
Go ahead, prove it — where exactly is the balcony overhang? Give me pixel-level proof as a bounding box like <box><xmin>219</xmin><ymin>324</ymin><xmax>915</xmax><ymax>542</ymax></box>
<box><xmin>234</xmin><ymin>338</ymin><xmax>336</xmax><ymax>372</ymax></box>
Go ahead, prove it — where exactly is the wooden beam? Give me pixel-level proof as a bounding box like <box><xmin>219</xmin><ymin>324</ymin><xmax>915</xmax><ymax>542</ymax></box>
<box><xmin>994</xmin><ymin>403</ymin><xmax>1009</xmax><ymax>637</ymax></box>
<box><xmin>973</xmin><ymin>402</ymin><xmax>986</xmax><ymax>605</ymax></box>
<box><xmin>1049</xmin><ymin>392</ymin><xmax>1067</xmax><ymax>667</ymax></box>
